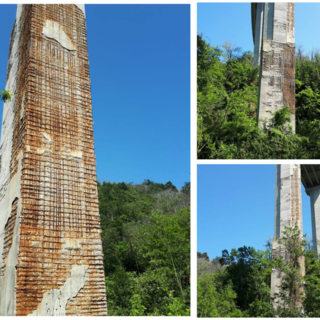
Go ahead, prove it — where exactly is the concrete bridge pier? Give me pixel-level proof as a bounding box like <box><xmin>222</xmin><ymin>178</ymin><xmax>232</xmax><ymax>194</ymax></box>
<box><xmin>0</xmin><ymin>4</ymin><xmax>107</xmax><ymax>315</ymax></box>
<box><xmin>307</xmin><ymin>187</ymin><xmax>320</xmax><ymax>253</ymax></box>
<box><xmin>271</xmin><ymin>164</ymin><xmax>304</xmax><ymax>307</ymax></box>
<box><xmin>251</xmin><ymin>3</ymin><xmax>296</xmax><ymax>130</ymax></box>
<box><xmin>301</xmin><ymin>165</ymin><xmax>320</xmax><ymax>254</ymax></box>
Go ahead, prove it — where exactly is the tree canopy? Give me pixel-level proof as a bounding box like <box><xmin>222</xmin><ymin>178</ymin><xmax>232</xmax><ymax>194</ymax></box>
<box><xmin>98</xmin><ymin>180</ymin><xmax>190</xmax><ymax>316</ymax></box>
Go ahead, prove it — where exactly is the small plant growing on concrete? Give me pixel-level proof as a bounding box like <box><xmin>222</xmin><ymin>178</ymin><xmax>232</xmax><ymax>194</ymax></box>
<box><xmin>0</xmin><ymin>90</ymin><xmax>13</xmax><ymax>103</ymax></box>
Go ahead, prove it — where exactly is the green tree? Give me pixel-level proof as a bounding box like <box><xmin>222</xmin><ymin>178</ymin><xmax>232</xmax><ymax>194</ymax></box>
<box><xmin>132</xmin><ymin>209</ymin><xmax>190</xmax><ymax>313</ymax></box>
<box><xmin>273</xmin><ymin>225</ymin><xmax>306</xmax><ymax>317</ymax></box>
<box><xmin>304</xmin><ymin>249</ymin><xmax>320</xmax><ymax>317</ymax></box>
<box><xmin>197</xmin><ymin>272</ymin><xmax>242</xmax><ymax>317</ymax></box>
<box><xmin>219</xmin><ymin>246</ymin><xmax>272</xmax><ymax>311</ymax></box>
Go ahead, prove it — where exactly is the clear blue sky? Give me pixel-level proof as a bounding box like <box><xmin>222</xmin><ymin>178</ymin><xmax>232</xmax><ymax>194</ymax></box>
<box><xmin>198</xmin><ymin>165</ymin><xmax>313</xmax><ymax>260</ymax></box>
<box><xmin>0</xmin><ymin>4</ymin><xmax>190</xmax><ymax>189</ymax></box>
<box><xmin>198</xmin><ymin>3</ymin><xmax>320</xmax><ymax>55</ymax></box>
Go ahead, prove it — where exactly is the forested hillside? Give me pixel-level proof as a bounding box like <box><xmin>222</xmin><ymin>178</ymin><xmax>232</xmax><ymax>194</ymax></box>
<box><xmin>98</xmin><ymin>180</ymin><xmax>190</xmax><ymax>316</ymax></box>
<box><xmin>197</xmin><ymin>226</ymin><xmax>320</xmax><ymax>317</ymax></box>
<box><xmin>198</xmin><ymin>34</ymin><xmax>320</xmax><ymax>159</ymax></box>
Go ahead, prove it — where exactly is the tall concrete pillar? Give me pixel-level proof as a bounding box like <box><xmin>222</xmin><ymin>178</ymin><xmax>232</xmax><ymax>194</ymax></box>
<box><xmin>0</xmin><ymin>5</ymin><xmax>107</xmax><ymax>315</ymax></box>
<box><xmin>252</xmin><ymin>3</ymin><xmax>295</xmax><ymax>131</ymax></box>
<box><xmin>306</xmin><ymin>187</ymin><xmax>320</xmax><ymax>254</ymax></box>
<box><xmin>271</xmin><ymin>164</ymin><xmax>305</xmax><ymax>307</ymax></box>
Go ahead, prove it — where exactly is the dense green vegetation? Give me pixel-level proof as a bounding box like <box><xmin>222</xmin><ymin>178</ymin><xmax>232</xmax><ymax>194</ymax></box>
<box><xmin>98</xmin><ymin>180</ymin><xmax>190</xmax><ymax>316</ymax></box>
<box><xmin>198</xmin><ymin>225</ymin><xmax>320</xmax><ymax>317</ymax></box>
<box><xmin>197</xmin><ymin>34</ymin><xmax>320</xmax><ymax>159</ymax></box>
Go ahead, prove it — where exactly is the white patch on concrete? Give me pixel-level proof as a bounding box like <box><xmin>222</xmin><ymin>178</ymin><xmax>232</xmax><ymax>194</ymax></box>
<box><xmin>42</xmin><ymin>20</ymin><xmax>76</xmax><ymax>51</ymax></box>
<box><xmin>75</xmin><ymin>4</ymin><xmax>85</xmax><ymax>16</ymax></box>
<box><xmin>70</xmin><ymin>150</ymin><xmax>82</xmax><ymax>159</ymax></box>
<box><xmin>41</xmin><ymin>132</ymin><xmax>52</xmax><ymax>144</ymax></box>
<box><xmin>36</xmin><ymin>148</ymin><xmax>46</xmax><ymax>155</ymax></box>
<box><xmin>20</xmin><ymin>95</ymin><xmax>25</xmax><ymax>120</ymax></box>
<box><xmin>62</xmin><ymin>238</ymin><xmax>82</xmax><ymax>251</ymax></box>
<box><xmin>28</xmin><ymin>265</ymin><xmax>89</xmax><ymax>316</ymax></box>
<box><xmin>30</xmin><ymin>241</ymin><xmax>42</xmax><ymax>248</ymax></box>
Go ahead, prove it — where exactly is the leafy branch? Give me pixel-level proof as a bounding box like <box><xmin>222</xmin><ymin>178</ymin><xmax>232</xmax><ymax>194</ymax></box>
<box><xmin>0</xmin><ymin>90</ymin><xmax>13</xmax><ymax>103</ymax></box>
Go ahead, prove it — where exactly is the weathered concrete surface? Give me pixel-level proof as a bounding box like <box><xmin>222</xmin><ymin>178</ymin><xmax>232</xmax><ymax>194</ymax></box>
<box><xmin>271</xmin><ymin>164</ymin><xmax>305</xmax><ymax>308</ymax></box>
<box><xmin>274</xmin><ymin>165</ymin><xmax>303</xmax><ymax>238</ymax></box>
<box><xmin>252</xmin><ymin>3</ymin><xmax>296</xmax><ymax>131</ymax></box>
<box><xmin>0</xmin><ymin>4</ymin><xmax>107</xmax><ymax>316</ymax></box>
<box><xmin>258</xmin><ymin>40</ymin><xmax>296</xmax><ymax>130</ymax></box>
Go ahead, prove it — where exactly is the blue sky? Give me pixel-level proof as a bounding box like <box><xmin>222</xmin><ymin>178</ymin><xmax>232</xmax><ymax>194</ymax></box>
<box><xmin>198</xmin><ymin>3</ymin><xmax>320</xmax><ymax>55</ymax></box>
<box><xmin>197</xmin><ymin>165</ymin><xmax>313</xmax><ymax>260</ymax></box>
<box><xmin>0</xmin><ymin>4</ymin><xmax>190</xmax><ymax>189</ymax></box>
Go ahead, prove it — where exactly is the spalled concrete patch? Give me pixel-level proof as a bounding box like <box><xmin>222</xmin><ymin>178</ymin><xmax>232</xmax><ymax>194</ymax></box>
<box><xmin>42</xmin><ymin>20</ymin><xmax>76</xmax><ymax>51</ymax></box>
<box><xmin>28</xmin><ymin>265</ymin><xmax>89</xmax><ymax>316</ymax></box>
<box><xmin>0</xmin><ymin>152</ymin><xmax>23</xmax><ymax>316</ymax></box>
